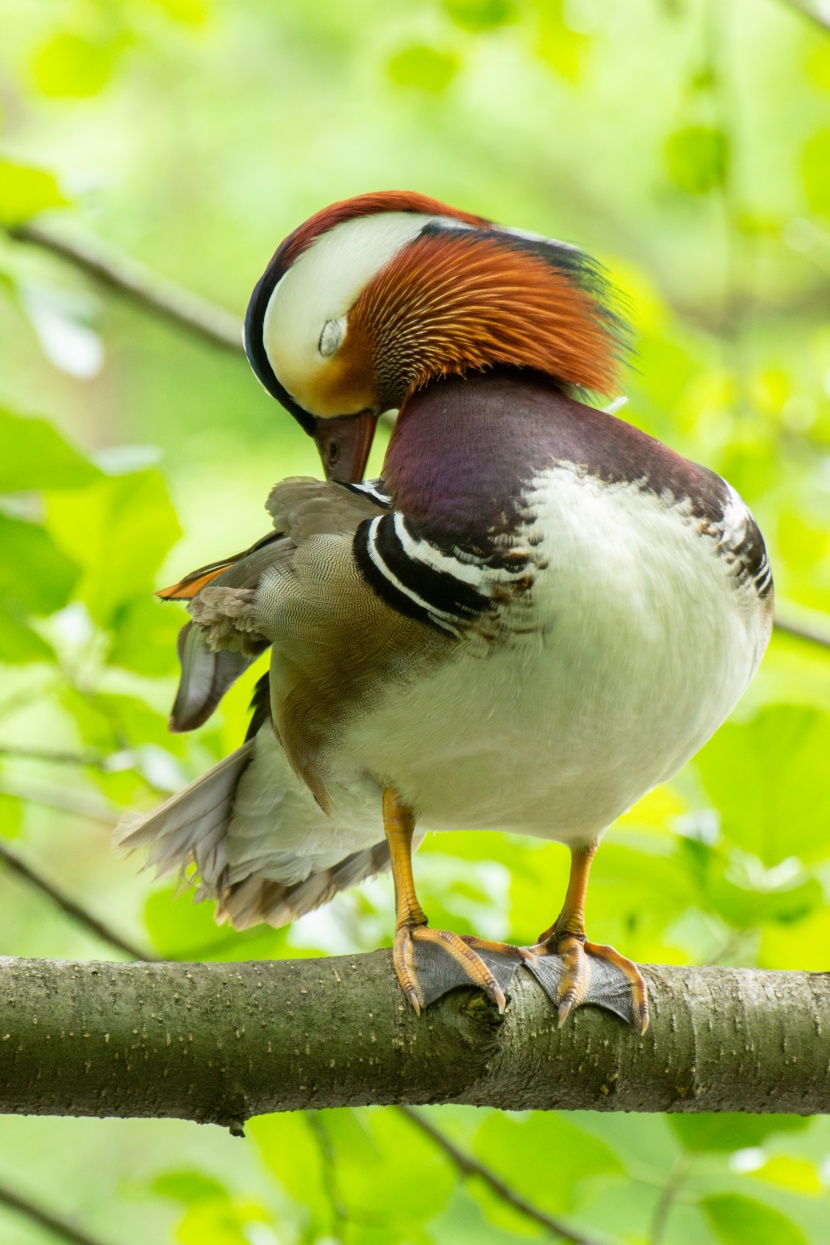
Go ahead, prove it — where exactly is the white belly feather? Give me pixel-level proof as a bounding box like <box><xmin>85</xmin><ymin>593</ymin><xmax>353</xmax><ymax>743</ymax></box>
<box><xmin>334</xmin><ymin>465</ymin><xmax>771</xmax><ymax>846</ymax></box>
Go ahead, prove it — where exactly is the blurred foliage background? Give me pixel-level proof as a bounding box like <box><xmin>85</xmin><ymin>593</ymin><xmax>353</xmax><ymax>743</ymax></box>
<box><xmin>1</xmin><ymin>0</ymin><xmax>830</xmax><ymax>1241</ymax></box>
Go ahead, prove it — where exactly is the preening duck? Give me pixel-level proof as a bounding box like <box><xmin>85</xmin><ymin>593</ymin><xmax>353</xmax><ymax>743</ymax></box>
<box><xmin>119</xmin><ymin>192</ymin><xmax>774</xmax><ymax>1030</ymax></box>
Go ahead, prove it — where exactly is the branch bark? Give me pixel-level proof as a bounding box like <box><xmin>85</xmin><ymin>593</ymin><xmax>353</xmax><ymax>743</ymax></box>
<box><xmin>7</xmin><ymin>222</ymin><xmax>244</xmax><ymax>353</ymax></box>
<box><xmin>0</xmin><ymin>954</ymin><xmax>827</xmax><ymax>1125</ymax></box>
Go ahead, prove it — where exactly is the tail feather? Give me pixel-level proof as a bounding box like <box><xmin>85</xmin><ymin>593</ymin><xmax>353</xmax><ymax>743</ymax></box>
<box><xmin>115</xmin><ymin>742</ymin><xmax>255</xmax><ymax>887</ymax></box>
<box><xmin>216</xmin><ymin>840</ymin><xmax>391</xmax><ymax>929</ymax></box>
<box><xmin>116</xmin><ymin>729</ymin><xmax>393</xmax><ymax>932</ymax></box>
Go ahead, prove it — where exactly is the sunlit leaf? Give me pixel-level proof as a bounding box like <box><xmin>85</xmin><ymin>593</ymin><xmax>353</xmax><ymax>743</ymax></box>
<box><xmin>322</xmin><ymin>1108</ymin><xmax>455</xmax><ymax>1226</ymax></box>
<box><xmin>0</xmin><ymin>792</ymin><xmax>22</xmax><ymax>839</ymax></box>
<box><xmin>443</xmin><ymin>0</ymin><xmax>515</xmax><ymax>32</ymax></box>
<box><xmin>751</xmin><ymin>1155</ymin><xmax>823</xmax><ymax>1196</ymax></box>
<box><xmin>758</xmin><ymin>906</ymin><xmax>830</xmax><ymax>971</ymax></box>
<box><xmin>0</xmin><ymin>514</ymin><xmax>80</xmax><ymax>616</ymax></box>
<box><xmin>153</xmin><ymin>1170</ymin><xmax>228</xmax><ymax>1205</ymax></box>
<box><xmin>248</xmin><ymin>1113</ymin><xmax>328</xmax><ymax>1231</ymax></box>
<box><xmin>0</xmin><ymin>611</ymin><xmax>55</xmax><ymax>663</ymax></box>
<box><xmin>31</xmin><ymin>33</ymin><xmax>120</xmax><ymax>98</ymax></box>
<box><xmin>149</xmin><ymin>0</ymin><xmax>210</xmax><ymax>25</ymax></box>
<box><xmin>695</xmin><ymin>705</ymin><xmax>830</xmax><ymax>866</ymax></box>
<box><xmin>0</xmin><ymin>158</ymin><xmax>68</xmax><ymax>225</ymax></box>
<box><xmin>108</xmin><ymin>595</ymin><xmax>182</xmax><ymax>676</ymax></box>
<box><xmin>669</xmin><ymin>1113</ymin><xmax>809</xmax><ymax>1153</ymax></box>
<box><xmin>388</xmin><ymin>45</ymin><xmax>460</xmax><ymax>92</ymax></box>
<box><xmin>801</xmin><ymin>128</ymin><xmax>830</xmax><ymax>217</ymax></box>
<box><xmin>474</xmin><ymin>1111</ymin><xmax>622</xmax><ymax>1212</ymax></box>
<box><xmin>665</xmin><ymin>126</ymin><xmax>729</xmax><ymax>195</ymax></box>
<box><xmin>46</xmin><ymin>469</ymin><xmax>182</xmax><ymax>629</ymax></box>
<box><xmin>0</xmin><ymin>407</ymin><xmax>101</xmax><ymax>492</ymax></box>
<box><xmin>534</xmin><ymin>2</ymin><xmax>588</xmax><ymax>81</ymax></box>
<box><xmin>174</xmin><ymin>1198</ymin><xmax>270</xmax><ymax>1245</ymax></box>
<box><xmin>700</xmin><ymin>1193</ymin><xmax>809</xmax><ymax>1245</ymax></box>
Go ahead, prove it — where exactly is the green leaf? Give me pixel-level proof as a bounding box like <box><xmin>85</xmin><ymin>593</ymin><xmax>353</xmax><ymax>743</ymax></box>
<box><xmin>0</xmin><ymin>611</ymin><xmax>55</xmax><ymax>664</ymax></box>
<box><xmin>248</xmin><ymin>1113</ymin><xmax>328</xmax><ymax>1229</ymax></box>
<box><xmin>669</xmin><ymin>1113</ymin><xmax>809</xmax><ymax>1153</ymax></box>
<box><xmin>152</xmin><ymin>1170</ymin><xmax>228</xmax><ymax>1205</ymax></box>
<box><xmin>149</xmin><ymin>0</ymin><xmax>210</xmax><ymax>24</ymax></box>
<box><xmin>108</xmin><ymin>595</ymin><xmax>183</xmax><ymax>676</ymax></box>
<box><xmin>0</xmin><ymin>513</ymin><xmax>80</xmax><ymax>616</ymax></box>
<box><xmin>443</xmin><ymin>0</ymin><xmax>516</xmax><ymax>32</ymax></box>
<box><xmin>700</xmin><ymin>1194</ymin><xmax>809</xmax><ymax>1245</ymax></box>
<box><xmin>322</xmin><ymin>1109</ymin><xmax>455</xmax><ymax>1226</ymax></box>
<box><xmin>31</xmin><ymin>33</ymin><xmax>120</xmax><ymax>99</ymax></box>
<box><xmin>0</xmin><ymin>792</ymin><xmax>22</xmax><ymax>839</ymax></box>
<box><xmin>802</xmin><ymin>128</ymin><xmax>830</xmax><ymax>217</ymax></box>
<box><xmin>0</xmin><ymin>158</ymin><xmax>68</xmax><ymax>226</ymax></box>
<box><xmin>665</xmin><ymin>126</ymin><xmax>729</xmax><ymax>195</ymax></box>
<box><xmin>175</xmin><ymin>1199</ymin><xmax>269</xmax><ymax>1245</ymax></box>
<box><xmin>46</xmin><ymin>469</ymin><xmax>182</xmax><ymax>629</ymax></box>
<box><xmin>474</xmin><ymin>1112</ymin><xmax>622</xmax><ymax>1212</ymax></box>
<box><xmin>388</xmin><ymin>46</ymin><xmax>460</xmax><ymax>92</ymax></box>
<box><xmin>695</xmin><ymin>705</ymin><xmax>830</xmax><ymax>866</ymax></box>
<box><xmin>0</xmin><ymin>408</ymin><xmax>101</xmax><ymax>492</ymax></box>
<box><xmin>751</xmin><ymin>1156</ymin><xmax>823</xmax><ymax>1196</ymax></box>
<box><xmin>704</xmin><ymin>872</ymin><xmax>823</xmax><ymax>931</ymax></box>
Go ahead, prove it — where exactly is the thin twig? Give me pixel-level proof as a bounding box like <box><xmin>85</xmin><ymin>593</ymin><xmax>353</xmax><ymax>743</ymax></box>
<box><xmin>0</xmin><ymin>840</ymin><xmax>157</xmax><ymax>962</ymax></box>
<box><xmin>0</xmin><ymin>1179</ymin><xmax>113</xmax><ymax>1245</ymax></box>
<box><xmin>776</xmin><ymin>0</ymin><xmax>830</xmax><ymax>35</ymax></box>
<box><xmin>773</xmin><ymin>616</ymin><xmax>830</xmax><ymax>650</ymax></box>
<box><xmin>0</xmin><ymin>745</ymin><xmax>107</xmax><ymax>767</ymax></box>
<box><xmin>0</xmin><ymin>776</ymin><xmax>119</xmax><ymax>823</ymax></box>
<box><xmin>649</xmin><ymin>1156</ymin><xmax>693</xmax><ymax>1245</ymax></box>
<box><xmin>7</xmin><ymin>221</ymin><xmax>244</xmax><ymax>353</ymax></box>
<box><xmin>398</xmin><ymin>1107</ymin><xmax>606</xmax><ymax>1245</ymax></box>
<box><xmin>307</xmin><ymin>1113</ymin><xmax>349</xmax><ymax>1229</ymax></box>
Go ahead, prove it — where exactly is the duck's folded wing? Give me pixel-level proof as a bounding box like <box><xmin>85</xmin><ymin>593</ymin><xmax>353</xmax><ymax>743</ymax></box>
<box><xmin>160</xmin><ymin>479</ymin><xmax>386</xmax><ymax>732</ymax></box>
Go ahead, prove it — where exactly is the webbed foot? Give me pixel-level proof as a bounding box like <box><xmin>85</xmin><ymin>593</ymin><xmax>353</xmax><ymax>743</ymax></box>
<box><xmin>393</xmin><ymin>926</ymin><xmax>531</xmax><ymax>1013</ymax></box>
<box><xmin>525</xmin><ymin>932</ymin><xmax>649</xmax><ymax>1032</ymax></box>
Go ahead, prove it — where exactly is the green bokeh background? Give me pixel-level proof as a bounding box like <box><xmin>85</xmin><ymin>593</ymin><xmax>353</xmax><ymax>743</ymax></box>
<box><xmin>1</xmin><ymin>1</ymin><xmax>830</xmax><ymax>1241</ymax></box>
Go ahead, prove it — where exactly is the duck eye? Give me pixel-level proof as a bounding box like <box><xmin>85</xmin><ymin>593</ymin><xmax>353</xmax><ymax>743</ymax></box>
<box><xmin>319</xmin><ymin>317</ymin><xmax>345</xmax><ymax>358</ymax></box>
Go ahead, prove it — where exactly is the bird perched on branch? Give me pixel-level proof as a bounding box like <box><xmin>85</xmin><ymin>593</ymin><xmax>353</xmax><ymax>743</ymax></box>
<box><xmin>118</xmin><ymin>191</ymin><xmax>773</xmax><ymax>1031</ymax></box>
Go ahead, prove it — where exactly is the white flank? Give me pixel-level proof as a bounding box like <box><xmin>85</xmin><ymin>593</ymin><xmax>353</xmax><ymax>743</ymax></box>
<box><xmin>339</xmin><ymin>465</ymin><xmax>772</xmax><ymax>846</ymax></box>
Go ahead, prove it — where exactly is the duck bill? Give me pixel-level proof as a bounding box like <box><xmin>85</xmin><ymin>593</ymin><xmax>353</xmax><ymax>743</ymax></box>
<box><xmin>313</xmin><ymin>411</ymin><xmax>379</xmax><ymax>483</ymax></box>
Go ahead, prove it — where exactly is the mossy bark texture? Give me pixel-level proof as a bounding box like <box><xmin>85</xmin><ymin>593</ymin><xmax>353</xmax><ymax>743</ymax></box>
<box><xmin>0</xmin><ymin>954</ymin><xmax>827</xmax><ymax>1126</ymax></box>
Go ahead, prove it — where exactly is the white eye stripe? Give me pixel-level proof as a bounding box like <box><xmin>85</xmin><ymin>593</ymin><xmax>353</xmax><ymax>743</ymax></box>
<box><xmin>319</xmin><ymin>316</ymin><xmax>346</xmax><ymax>358</ymax></box>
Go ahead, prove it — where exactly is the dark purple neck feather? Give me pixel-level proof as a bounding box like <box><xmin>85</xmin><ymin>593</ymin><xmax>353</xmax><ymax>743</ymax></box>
<box><xmin>382</xmin><ymin>368</ymin><xmax>728</xmax><ymax>544</ymax></box>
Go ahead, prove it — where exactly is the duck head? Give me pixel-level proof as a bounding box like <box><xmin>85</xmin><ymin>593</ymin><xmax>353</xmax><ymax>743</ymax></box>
<box><xmin>244</xmin><ymin>191</ymin><xmax>625</xmax><ymax>483</ymax></box>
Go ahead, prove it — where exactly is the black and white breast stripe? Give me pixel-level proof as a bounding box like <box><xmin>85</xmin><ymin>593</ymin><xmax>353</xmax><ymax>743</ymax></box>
<box><xmin>353</xmin><ymin>513</ymin><xmax>526</xmax><ymax>634</ymax></box>
<box><xmin>713</xmin><ymin>486</ymin><xmax>773</xmax><ymax>600</ymax></box>
<box><xmin>339</xmin><ymin>478</ymin><xmax>392</xmax><ymax>508</ymax></box>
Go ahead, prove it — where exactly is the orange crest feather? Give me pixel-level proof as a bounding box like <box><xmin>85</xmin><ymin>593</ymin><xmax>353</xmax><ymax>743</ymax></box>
<box><xmin>353</xmin><ymin>230</ymin><xmax>626</xmax><ymax>401</ymax></box>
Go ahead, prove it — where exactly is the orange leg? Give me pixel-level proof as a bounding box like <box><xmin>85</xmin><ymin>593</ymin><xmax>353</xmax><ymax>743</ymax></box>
<box><xmin>384</xmin><ymin>789</ymin><xmax>528</xmax><ymax>1015</ymax></box>
<box><xmin>531</xmin><ymin>844</ymin><xmax>649</xmax><ymax>1033</ymax></box>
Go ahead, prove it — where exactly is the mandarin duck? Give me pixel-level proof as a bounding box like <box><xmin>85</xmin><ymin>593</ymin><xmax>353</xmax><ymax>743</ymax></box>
<box><xmin>119</xmin><ymin>192</ymin><xmax>774</xmax><ymax>1031</ymax></box>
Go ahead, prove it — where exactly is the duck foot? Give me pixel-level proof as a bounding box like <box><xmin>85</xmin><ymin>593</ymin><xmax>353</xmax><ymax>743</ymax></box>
<box><xmin>393</xmin><ymin>926</ymin><xmax>531</xmax><ymax>1013</ymax></box>
<box><xmin>524</xmin><ymin>934</ymin><xmax>649</xmax><ymax>1032</ymax></box>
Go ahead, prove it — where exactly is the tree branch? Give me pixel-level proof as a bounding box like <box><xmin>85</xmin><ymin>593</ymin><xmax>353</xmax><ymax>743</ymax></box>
<box><xmin>6</xmin><ymin>222</ymin><xmax>244</xmax><ymax>354</ymax></box>
<box><xmin>772</xmin><ymin>615</ymin><xmax>830</xmax><ymax>650</ymax></box>
<box><xmin>0</xmin><ymin>1180</ymin><xmax>111</xmax><ymax>1245</ymax></box>
<box><xmin>398</xmin><ymin>1107</ymin><xmax>602</xmax><ymax>1243</ymax></box>
<box><xmin>0</xmin><ymin>842</ymin><xmax>157</xmax><ymax>963</ymax></box>
<box><xmin>0</xmin><ymin>955</ymin><xmax>827</xmax><ymax>1123</ymax></box>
